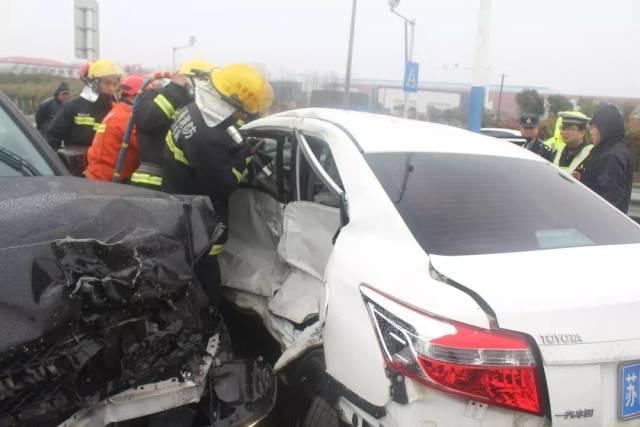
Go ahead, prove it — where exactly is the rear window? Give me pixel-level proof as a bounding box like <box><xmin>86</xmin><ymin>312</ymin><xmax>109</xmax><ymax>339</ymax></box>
<box><xmin>366</xmin><ymin>152</ymin><xmax>640</xmax><ymax>255</ymax></box>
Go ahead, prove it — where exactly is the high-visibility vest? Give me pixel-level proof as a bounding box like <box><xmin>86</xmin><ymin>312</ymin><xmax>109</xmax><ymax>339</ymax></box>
<box><xmin>553</xmin><ymin>143</ymin><xmax>593</xmax><ymax>173</ymax></box>
<box><xmin>545</xmin><ymin>116</ymin><xmax>565</xmax><ymax>151</ymax></box>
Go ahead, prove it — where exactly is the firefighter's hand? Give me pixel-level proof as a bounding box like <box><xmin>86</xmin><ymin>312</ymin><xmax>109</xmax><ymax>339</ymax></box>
<box><xmin>250</xmin><ymin>139</ymin><xmax>265</xmax><ymax>155</ymax></box>
<box><xmin>571</xmin><ymin>171</ymin><xmax>581</xmax><ymax>180</ymax></box>
<box><xmin>171</xmin><ymin>73</ymin><xmax>189</xmax><ymax>87</ymax></box>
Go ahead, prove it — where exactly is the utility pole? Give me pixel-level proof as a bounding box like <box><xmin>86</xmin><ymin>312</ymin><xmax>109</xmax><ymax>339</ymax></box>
<box><xmin>468</xmin><ymin>0</ymin><xmax>492</xmax><ymax>132</ymax></box>
<box><xmin>389</xmin><ymin>0</ymin><xmax>415</xmax><ymax>119</ymax></box>
<box><xmin>496</xmin><ymin>73</ymin><xmax>505</xmax><ymax>121</ymax></box>
<box><xmin>344</xmin><ymin>0</ymin><xmax>357</xmax><ymax>108</ymax></box>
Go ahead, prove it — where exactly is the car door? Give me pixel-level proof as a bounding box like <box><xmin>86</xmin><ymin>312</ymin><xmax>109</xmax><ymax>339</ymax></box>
<box><xmin>219</xmin><ymin>123</ymin><xmax>345</xmax><ymax>348</ymax></box>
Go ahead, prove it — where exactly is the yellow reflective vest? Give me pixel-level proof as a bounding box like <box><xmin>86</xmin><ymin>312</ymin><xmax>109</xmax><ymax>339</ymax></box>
<box><xmin>553</xmin><ymin>143</ymin><xmax>593</xmax><ymax>173</ymax></box>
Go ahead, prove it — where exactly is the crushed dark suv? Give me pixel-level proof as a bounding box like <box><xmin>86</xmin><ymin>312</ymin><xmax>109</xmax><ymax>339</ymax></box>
<box><xmin>0</xmin><ymin>92</ymin><xmax>275</xmax><ymax>427</ymax></box>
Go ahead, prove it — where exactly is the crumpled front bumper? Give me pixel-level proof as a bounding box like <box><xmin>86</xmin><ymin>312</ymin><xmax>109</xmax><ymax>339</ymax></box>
<box><xmin>59</xmin><ymin>334</ymin><xmax>277</xmax><ymax>427</ymax></box>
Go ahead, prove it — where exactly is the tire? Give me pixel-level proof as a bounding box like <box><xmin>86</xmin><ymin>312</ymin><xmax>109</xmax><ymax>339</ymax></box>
<box><xmin>278</xmin><ymin>349</ymin><xmax>341</xmax><ymax>427</ymax></box>
<box><xmin>302</xmin><ymin>393</ymin><xmax>339</xmax><ymax>427</ymax></box>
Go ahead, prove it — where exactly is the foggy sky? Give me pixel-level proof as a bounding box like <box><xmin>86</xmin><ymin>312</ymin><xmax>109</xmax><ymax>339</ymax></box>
<box><xmin>2</xmin><ymin>0</ymin><xmax>639</xmax><ymax>98</ymax></box>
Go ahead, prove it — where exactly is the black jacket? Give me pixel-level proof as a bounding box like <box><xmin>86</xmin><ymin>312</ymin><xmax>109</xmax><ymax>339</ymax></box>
<box><xmin>35</xmin><ymin>97</ymin><xmax>61</xmax><ymax>137</ymax></box>
<box><xmin>133</xmin><ymin>83</ymin><xmax>191</xmax><ymax>166</ymax></box>
<box><xmin>46</xmin><ymin>94</ymin><xmax>112</xmax><ymax>151</ymax></box>
<box><xmin>526</xmin><ymin>138</ymin><xmax>555</xmax><ymax>162</ymax></box>
<box><xmin>581</xmin><ymin>105</ymin><xmax>633</xmax><ymax>213</ymax></box>
<box><xmin>162</xmin><ymin>104</ymin><xmax>250</xmax><ymax>225</ymax></box>
<box><xmin>36</xmin><ymin>82</ymin><xmax>69</xmax><ymax>137</ymax></box>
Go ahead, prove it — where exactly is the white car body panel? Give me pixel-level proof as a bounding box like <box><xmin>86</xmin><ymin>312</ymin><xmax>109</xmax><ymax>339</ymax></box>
<box><xmin>239</xmin><ymin>109</ymin><xmax>640</xmax><ymax>426</ymax></box>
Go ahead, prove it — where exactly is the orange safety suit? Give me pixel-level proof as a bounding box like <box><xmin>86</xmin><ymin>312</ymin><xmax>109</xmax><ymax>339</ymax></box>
<box><xmin>85</xmin><ymin>102</ymin><xmax>139</xmax><ymax>181</ymax></box>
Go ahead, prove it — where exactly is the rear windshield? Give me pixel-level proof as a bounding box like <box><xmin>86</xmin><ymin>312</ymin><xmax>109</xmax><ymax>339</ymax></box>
<box><xmin>366</xmin><ymin>152</ymin><xmax>640</xmax><ymax>256</ymax></box>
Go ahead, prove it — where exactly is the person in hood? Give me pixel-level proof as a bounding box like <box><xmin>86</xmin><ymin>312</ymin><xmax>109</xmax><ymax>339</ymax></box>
<box><xmin>85</xmin><ymin>75</ymin><xmax>146</xmax><ymax>181</ymax></box>
<box><xmin>35</xmin><ymin>82</ymin><xmax>70</xmax><ymax>137</ymax></box>
<box><xmin>580</xmin><ymin>104</ymin><xmax>633</xmax><ymax>213</ymax></box>
<box><xmin>47</xmin><ymin>59</ymin><xmax>123</xmax><ymax>153</ymax></box>
<box><xmin>161</xmin><ymin>64</ymin><xmax>274</xmax><ymax>303</ymax></box>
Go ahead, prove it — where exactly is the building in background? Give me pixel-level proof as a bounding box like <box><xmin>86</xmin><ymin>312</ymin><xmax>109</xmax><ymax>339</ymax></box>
<box><xmin>270</xmin><ymin>80</ymin><xmax>306</xmax><ymax>111</ymax></box>
<box><xmin>0</xmin><ymin>57</ymin><xmax>81</xmax><ymax>78</ymax></box>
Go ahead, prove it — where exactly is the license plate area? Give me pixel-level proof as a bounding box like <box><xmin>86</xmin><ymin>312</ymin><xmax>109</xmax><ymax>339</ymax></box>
<box><xmin>620</xmin><ymin>361</ymin><xmax>640</xmax><ymax>420</ymax></box>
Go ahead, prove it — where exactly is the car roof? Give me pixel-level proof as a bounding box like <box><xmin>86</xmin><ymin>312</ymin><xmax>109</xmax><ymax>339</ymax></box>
<box><xmin>480</xmin><ymin>127</ymin><xmax>523</xmax><ymax>136</ymax></box>
<box><xmin>265</xmin><ymin>108</ymin><xmax>541</xmax><ymax>161</ymax></box>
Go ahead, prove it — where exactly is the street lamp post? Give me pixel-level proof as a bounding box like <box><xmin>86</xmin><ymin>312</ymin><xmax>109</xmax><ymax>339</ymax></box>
<box><xmin>496</xmin><ymin>73</ymin><xmax>506</xmax><ymax>121</ymax></box>
<box><xmin>344</xmin><ymin>0</ymin><xmax>357</xmax><ymax>108</ymax></box>
<box><xmin>172</xmin><ymin>35</ymin><xmax>197</xmax><ymax>70</ymax></box>
<box><xmin>388</xmin><ymin>0</ymin><xmax>415</xmax><ymax>119</ymax></box>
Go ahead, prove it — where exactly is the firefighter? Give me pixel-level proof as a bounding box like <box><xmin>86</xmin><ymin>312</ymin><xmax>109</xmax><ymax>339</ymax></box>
<box><xmin>553</xmin><ymin>114</ymin><xmax>592</xmax><ymax>175</ymax></box>
<box><xmin>520</xmin><ymin>113</ymin><xmax>555</xmax><ymax>162</ymax></box>
<box><xmin>161</xmin><ymin>64</ymin><xmax>274</xmax><ymax>302</ymax></box>
<box><xmin>128</xmin><ymin>59</ymin><xmax>214</xmax><ymax>189</ymax></box>
<box><xmin>47</xmin><ymin>60</ymin><xmax>123</xmax><ymax>175</ymax></box>
<box><xmin>85</xmin><ymin>75</ymin><xmax>146</xmax><ymax>181</ymax></box>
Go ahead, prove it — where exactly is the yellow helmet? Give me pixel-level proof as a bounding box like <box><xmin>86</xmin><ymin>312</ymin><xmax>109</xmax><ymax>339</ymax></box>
<box><xmin>179</xmin><ymin>59</ymin><xmax>214</xmax><ymax>76</ymax></box>
<box><xmin>212</xmin><ymin>64</ymin><xmax>274</xmax><ymax>115</ymax></box>
<box><xmin>88</xmin><ymin>59</ymin><xmax>124</xmax><ymax>79</ymax></box>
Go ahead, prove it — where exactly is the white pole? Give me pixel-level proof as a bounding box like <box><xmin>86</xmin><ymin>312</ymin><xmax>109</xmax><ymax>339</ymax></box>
<box><xmin>344</xmin><ymin>0</ymin><xmax>357</xmax><ymax>108</ymax></box>
<box><xmin>469</xmin><ymin>0</ymin><xmax>492</xmax><ymax>131</ymax></box>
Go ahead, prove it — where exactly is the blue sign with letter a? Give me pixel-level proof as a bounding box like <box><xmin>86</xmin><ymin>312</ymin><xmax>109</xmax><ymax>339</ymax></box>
<box><xmin>403</xmin><ymin>61</ymin><xmax>419</xmax><ymax>93</ymax></box>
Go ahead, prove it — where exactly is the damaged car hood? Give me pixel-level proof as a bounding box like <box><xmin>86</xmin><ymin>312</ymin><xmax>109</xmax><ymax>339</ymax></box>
<box><xmin>0</xmin><ymin>177</ymin><xmax>222</xmax><ymax>425</ymax></box>
<box><xmin>0</xmin><ymin>177</ymin><xmax>219</xmax><ymax>352</ymax></box>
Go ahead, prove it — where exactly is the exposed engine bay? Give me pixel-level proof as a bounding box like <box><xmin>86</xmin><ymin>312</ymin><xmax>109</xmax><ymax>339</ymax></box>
<box><xmin>0</xmin><ymin>178</ymin><xmax>275</xmax><ymax>426</ymax></box>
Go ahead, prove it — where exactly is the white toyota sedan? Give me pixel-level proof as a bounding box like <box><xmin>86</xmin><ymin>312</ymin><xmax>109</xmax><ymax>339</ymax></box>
<box><xmin>221</xmin><ymin>108</ymin><xmax>640</xmax><ymax>427</ymax></box>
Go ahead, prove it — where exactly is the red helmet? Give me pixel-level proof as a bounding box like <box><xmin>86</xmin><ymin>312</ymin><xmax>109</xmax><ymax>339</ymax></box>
<box><xmin>80</xmin><ymin>62</ymin><xmax>92</xmax><ymax>80</ymax></box>
<box><xmin>118</xmin><ymin>75</ymin><xmax>146</xmax><ymax>96</ymax></box>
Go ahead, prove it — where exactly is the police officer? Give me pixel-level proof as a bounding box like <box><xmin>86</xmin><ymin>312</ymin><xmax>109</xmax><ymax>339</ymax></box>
<box><xmin>553</xmin><ymin>114</ymin><xmax>592</xmax><ymax>175</ymax></box>
<box><xmin>162</xmin><ymin>64</ymin><xmax>274</xmax><ymax>302</ymax></box>
<box><xmin>544</xmin><ymin>110</ymin><xmax>590</xmax><ymax>152</ymax></box>
<box><xmin>128</xmin><ymin>59</ymin><xmax>214</xmax><ymax>189</ymax></box>
<box><xmin>520</xmin><ymin>114</ymin><xmax>555</xmax><ymax>162</ymax></box>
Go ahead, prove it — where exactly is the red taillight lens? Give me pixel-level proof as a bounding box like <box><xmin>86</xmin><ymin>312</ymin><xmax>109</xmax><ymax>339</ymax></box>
<box><xmin>361</xmin><ymin>285</ymin><xmax>543</xmax><ymax>416</ymax></box>
<box><xmin>419</xmin><ymin>358</ymin><xmax>541</xmax><ymax>414</ymax></box>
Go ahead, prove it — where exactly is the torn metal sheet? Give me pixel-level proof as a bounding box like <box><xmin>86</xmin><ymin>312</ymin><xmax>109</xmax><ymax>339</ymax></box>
<box><xmin>221</xmin><ymin>189</ymin><xmax>339</xmax><ymax>369</ymax></box>
<box><xmin>268</xmin><ymin>269</ymin><xmax>324</xmax><ymax>325</ymax></box>
<box><xmin>277</xmin><ymin>201</ymin><xmax>340</xmax><ymax>281</ymax></box>
<box><xmin>220</xmin><ymin>189</ymin><xmax>287</xmax><ymax>298</ymax></box>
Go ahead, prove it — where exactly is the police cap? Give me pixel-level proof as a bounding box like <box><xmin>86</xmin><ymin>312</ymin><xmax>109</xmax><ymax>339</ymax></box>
<box><xmin>559</xmin><ymin>111</ymin><xmax>590</xmax><ymax>129</ymax></box>
<box><xmin>519</xmin><ymin>113</ymin><xmax>539</xmax><ymax>129</ymax></box>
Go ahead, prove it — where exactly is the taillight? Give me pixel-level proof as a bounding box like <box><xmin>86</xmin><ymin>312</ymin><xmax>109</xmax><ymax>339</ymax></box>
<box><xmin>361</xmin><ymin>285</ymin><xmax>543</xmax><ymax>416</ymax></box>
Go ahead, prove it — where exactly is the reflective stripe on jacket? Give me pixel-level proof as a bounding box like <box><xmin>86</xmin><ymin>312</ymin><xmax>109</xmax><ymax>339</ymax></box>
<box><xmin>553</xmin><ymin>143</ymin><xmax>593</xmax><ymax>173</ymax></box>
<box><xmin>85</xmin><ymin>103</ymin><xmax>139</xmax><ymax>181</ymax></box>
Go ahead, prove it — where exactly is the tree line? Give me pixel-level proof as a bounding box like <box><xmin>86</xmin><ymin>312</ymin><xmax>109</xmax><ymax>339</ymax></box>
<box><xmin>0</xmin><ymin>73</ymin><xmax>83</xmax><ymax>115</ymax></box>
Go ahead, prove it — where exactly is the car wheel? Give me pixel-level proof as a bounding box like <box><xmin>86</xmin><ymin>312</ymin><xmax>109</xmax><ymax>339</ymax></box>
<box><xmin>278</xmin><ymin>349</ymin><xmax>341</xmax><ymax>427</ymax></box>
<box><xmin>302</xmin><ymin>392</ymin><xmax>339</xmax><ymax>427</ymax></box>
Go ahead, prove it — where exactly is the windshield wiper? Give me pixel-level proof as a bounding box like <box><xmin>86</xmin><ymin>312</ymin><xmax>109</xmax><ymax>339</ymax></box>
<box><xmin>0</xmin><ymin>145</ymin><xmax>42</xmax><ymax>176</ymax></box>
